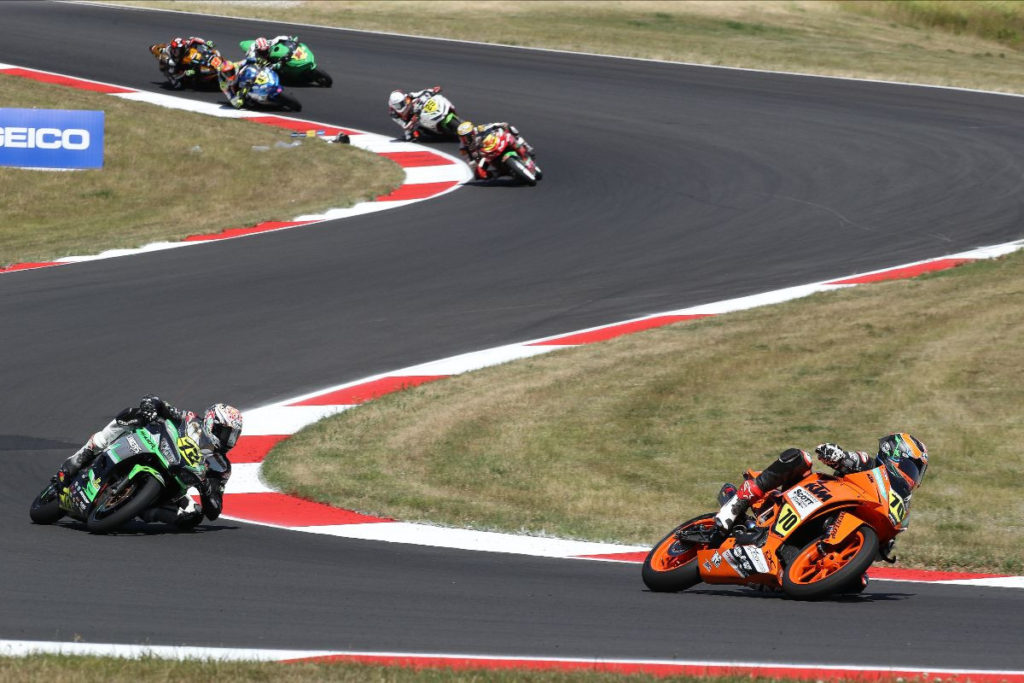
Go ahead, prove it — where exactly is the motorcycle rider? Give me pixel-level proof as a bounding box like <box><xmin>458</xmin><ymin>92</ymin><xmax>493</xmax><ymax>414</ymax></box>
<box><xmin>456</xmin><ymin>120</ymin><xmax>536</xmax><ymax>180</ymax></box>
<box><xmin>245</xmin><ymin>35</ymin><xmax>299</xmax><ymax>66</ymax></box>
<box><xmin>715</xmin><ymin>433</ymin><xmax>929</xmax><ymax>532</ymax></box>
<box><xmin>54</xmin><ymin>395</ymin><xmax>243</xmax><ymax>529</ymax></box>
<box><xmin>163</xmin><ymin>36</ymin><xmax>215</xmax><ymax>89</ymax></box>
<box><xmin>713</xmin><ymin>433</ymin><xmax>928</xmax><ymax>591</ymax></box>
<box><xmin>388</xmin><ymin>86</ymin><xmax>443</xmax><ymax>141</ymax></box>
<box><xmin>219</xmin><ymin>56</ymin><xmax>266</xmax><ymax>109</ymax></box>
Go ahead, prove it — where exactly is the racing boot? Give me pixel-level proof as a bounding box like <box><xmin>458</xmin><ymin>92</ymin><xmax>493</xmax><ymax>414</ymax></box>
<box><xmin>51</xmin><ymin>445</ymin><xmax>96</xmax><ymax>486</ymax></box>
<box><xmin>714</xmin><ymin>478</ymin><xmax>764</xmax><ymax>532</ymax></box>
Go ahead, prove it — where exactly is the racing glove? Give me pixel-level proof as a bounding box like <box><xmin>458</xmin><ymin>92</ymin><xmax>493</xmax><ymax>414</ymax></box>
<box><xmin>815</xmin><ymin>443</ymin><xmax>870</xmax><ymax>473</ymax></box>
<box><xmin>138</xmin><ymin>395</ymin><xmax>167</xmax><ymax>423</ymax></box>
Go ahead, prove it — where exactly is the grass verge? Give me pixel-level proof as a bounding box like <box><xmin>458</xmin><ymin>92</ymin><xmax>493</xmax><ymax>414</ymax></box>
<box><xmin>0</xmin><ymin>656</ymin><xmax>915</xmax><ymax>683</ymax></box>
<box><xmin>264</xmin><ymin>251</ymin><xmax>1024</xmax><ymax>575</ymax></box>
<box><xmin>116</xmin><ymin>0</ymin><xmax>1024</xmax><ymax>94</ymax></box>
<box><xmin>0</xmin><ymin>74</ymin><xmax>403</xmax><ymax>267</ymax></box>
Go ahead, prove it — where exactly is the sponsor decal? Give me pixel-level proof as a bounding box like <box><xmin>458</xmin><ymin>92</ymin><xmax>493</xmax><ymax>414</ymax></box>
<box><xmin>710</xmin><ymin>551</ymin><xmax>722</xmax><ymax>568</ymax></box>
<box><xmin>126</xmin><ymin>437</ymin><xmax>143</xmax><ymax>455</ymax></box>
<box><xmin>0</xmin><ymin>108</ymin><xmax>104</xmax><ymax>169</ymax></box>
<box><xmin>786</xmin><ymin>486</ymin><xmax>824</xmax><ymax>517</ymax></box>
<box><xmin>159</xmin><ymin>439</ymin><xmax>173</xmax><ymax>459</ymax></box>
<box><xmin>804</xmin><ymin>480</ymin><xmax>833</xmax><ymax>502</ymax></box>
<box><xmin>722</xmin><ymin>545</ymin><xmax>770</xmax><ymax>577</ymax></box>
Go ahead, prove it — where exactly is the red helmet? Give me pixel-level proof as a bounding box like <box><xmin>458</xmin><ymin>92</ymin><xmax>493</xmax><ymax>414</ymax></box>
<box><xmin>254</xmin><ymin>37</ymin><xmax>270</xmax><ymax>54</ymax></box>
<box><xmin>169</xmin><ymin>37</ymin><xmax>187</xmax><ymax>58</ymax></box>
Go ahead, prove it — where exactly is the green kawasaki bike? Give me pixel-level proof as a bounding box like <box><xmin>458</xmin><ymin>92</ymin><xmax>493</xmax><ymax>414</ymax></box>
<box><xmin>239</xmin><ymin>38</ymin><xmax>333</xmax><ymax>87</ymax></box>
<box><xmin>30</xmin><ymin>419</ymin><xmax>208</xmax><ymax>533</ymax></box>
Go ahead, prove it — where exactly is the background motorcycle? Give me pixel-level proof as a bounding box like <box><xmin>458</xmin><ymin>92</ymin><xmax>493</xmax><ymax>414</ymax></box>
<box><xmin>149</xmin><ymin>42</ymin><xmax>226</xmax><ymax>90</ymax></box>
<box><xmin>239</xmin><ymin>39</ymin><xmax>332</xmax><ymax>87</ymax></box>
<box><xmin>223</xmin><ymin>62</ymin><xmax>302</xmax><ymax>112</ymax></box>
<box><xmin>406</xmin><ymin>92</ymin><xmax>461</xmax><ymax>141</ymax></box>
<box><xmin>29</xmin><ymin>420</ymin><xmax>208</xmax><ymax>533</ymax></box>
<box><xmin>479</xmin><ymin>128</ymin><xmax>542</xmax><ymax>186</ymax></box>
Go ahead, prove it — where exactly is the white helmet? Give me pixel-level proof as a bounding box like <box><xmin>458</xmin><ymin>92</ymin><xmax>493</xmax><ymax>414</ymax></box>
<box><xmin>203</xmin><ymin>404</ymin><xmax>243</xmax><ymax>452</ymax></box>
<box><xmin>388</xmin><ymin>90</ymin><xmax>410</xmax><ymax>116</ymax></box>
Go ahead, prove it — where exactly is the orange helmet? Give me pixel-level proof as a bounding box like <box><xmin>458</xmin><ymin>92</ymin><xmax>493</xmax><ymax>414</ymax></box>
<box><xmin>877</xmin><ymin>433</ymin><xmax>928</xmax><ymax>496</ymax></box>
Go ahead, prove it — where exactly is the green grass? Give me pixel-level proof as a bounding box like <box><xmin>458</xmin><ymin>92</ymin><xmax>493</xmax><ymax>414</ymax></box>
<box><xmin>0</xmin><ymin>74</ymin><xmax>403</xmax><ymax>267</ymax></box>
<box><xmin>264</xmin><ymin>251</ymin><xmax>1024</xmax><ymax>575</ymax></box>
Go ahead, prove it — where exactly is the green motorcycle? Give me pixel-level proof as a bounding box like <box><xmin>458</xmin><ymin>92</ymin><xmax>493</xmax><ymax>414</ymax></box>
<box><xmin>239</xmin><ymin>38</ymin><xmax>333</xmax><ymax>87</ymax></box>
<box><xmin>30</xmin><ymin>419</ymin><xmax>208</xmax><ymax>533</ymax></box>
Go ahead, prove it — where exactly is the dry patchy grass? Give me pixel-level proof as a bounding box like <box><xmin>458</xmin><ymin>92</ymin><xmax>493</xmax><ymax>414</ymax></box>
<box><xmin>0</xmin><ymin>74</ymin><xmax>402</xmax><ymax>266</ymax></box>
<box><xmin>265</xmin><ymin>252</ymin><xmax>1024</xmax><ymax>574</ymax></box>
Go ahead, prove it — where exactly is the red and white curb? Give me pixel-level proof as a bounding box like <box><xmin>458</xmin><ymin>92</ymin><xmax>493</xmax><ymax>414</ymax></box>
<box><xmin>2</xmin><ymin>639</ymin><xmax>1023</xmax><ymax>681</ymax></box>
<box><xmin>0</xmin><ymin>63</ymin><xmax>470</xmax><ymax>274</ymax></box>
<box><xmin>225</xmin><ymin>239</ymin><xmax>1024</xmax><ymax>588</ymax></box>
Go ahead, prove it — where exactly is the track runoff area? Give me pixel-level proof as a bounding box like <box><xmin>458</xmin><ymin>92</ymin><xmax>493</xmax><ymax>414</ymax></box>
<box><xmin>3</xmin><ymin>63</ymin><xmax>1024</xmax><ymax>679</ymax></box>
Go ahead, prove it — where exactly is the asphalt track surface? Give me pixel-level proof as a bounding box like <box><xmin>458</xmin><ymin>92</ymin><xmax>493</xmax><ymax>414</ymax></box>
<box><xmin>2</xmin><ymin>1</ymin><xmax>1024</xmax><ymax>670</ymax></box>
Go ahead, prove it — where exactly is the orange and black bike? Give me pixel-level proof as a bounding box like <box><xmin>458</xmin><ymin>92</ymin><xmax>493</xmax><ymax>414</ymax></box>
<box><xmin>642</xmin><ymin>465</ymin><xmax>910</xmax><ymax>599</ymax></box>
<box><xmin>149</xmin><ymin>42</ymin><xmax>226</xmax><ymax>90</ymax></box>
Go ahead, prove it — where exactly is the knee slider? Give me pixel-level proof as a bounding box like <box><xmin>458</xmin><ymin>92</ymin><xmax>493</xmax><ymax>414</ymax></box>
<box><xmin>779</xmin><ymin>448</ymin><xmax>810</xmax><ymax>466</ymax></box>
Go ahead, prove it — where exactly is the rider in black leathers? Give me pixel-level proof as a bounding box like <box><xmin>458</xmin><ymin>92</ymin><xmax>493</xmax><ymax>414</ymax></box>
<box><xmin>54</xmin><ymin>395</ymin><xmax>242</xmax><ymax>529</ymax></box>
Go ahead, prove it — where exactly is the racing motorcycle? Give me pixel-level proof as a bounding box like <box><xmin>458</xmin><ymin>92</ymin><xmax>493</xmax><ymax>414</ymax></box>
<box><xmin>642</xmin><ymin>465</ymin><xmax>910</xmax><ymax>599</ymax></box>
<box><xmin>479</xmin><ymin>128</ymin><xmax>542</xmax><ymax>186</ymax></box>
<box><xmin>29</xmin><ymin>420</ymin><xmax>209</xmax><ymax>533</ymax></box>
<box><xmin>406</xmin><ymin>92</ymin><xmax>461</xmax><ymax>140</ymax></box>
<box><xmin>238</xmin><ymin>39</ymin><xmax>332</xmax><ymax>87</ymax></box>
<box><xmin>149</xmin><ymin>41</ymin><xmax>226</xmax><ymax>90</ymax></box>
<box><xmin>221</xmin><ymin>61</ymin><xmax>302</xmax><ymax>112</ymax></box>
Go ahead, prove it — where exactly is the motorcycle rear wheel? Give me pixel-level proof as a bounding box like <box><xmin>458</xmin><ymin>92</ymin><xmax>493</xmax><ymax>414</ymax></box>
<box><xmin>86</xmin><ymin>475</ymin><xmax>162</xmax><ymax>534</ymax></box>
<box><xmin>310</xmin><ymin>67</ymin><xmax>333</xmax><ymax>87</ymax></box>
<box><xmin>781</xmin><ymin>525</ymin><xmax>878</xmax><ymax>600</ymax></box>
<box><xmin>641</xmin><ymin>514</ymin><xmax>716</xmax><ymax>592</ymax></box>
<box><xmin>29</xmin><ymin>483</ymin><xmax>64</xmax><ymax>524</ymax></box>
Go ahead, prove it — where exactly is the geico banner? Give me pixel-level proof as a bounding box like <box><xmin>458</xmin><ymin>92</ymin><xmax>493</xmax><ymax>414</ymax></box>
<box><xmin>0</xmin><ymin>108</ymin><xmax>104</xmax><ymax>169</ymax></box>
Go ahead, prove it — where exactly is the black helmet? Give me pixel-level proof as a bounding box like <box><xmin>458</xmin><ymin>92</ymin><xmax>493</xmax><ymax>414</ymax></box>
<box><xmin>877</xmin><ymin>432</ymin><xmax>928</xmax><ymax>497</ymax></box>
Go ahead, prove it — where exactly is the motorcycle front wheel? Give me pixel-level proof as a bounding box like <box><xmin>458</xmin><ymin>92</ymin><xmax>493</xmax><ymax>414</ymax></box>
<box><xmin>641</xmin><ymin>514</ymin><xmax>716</xmax><ymax>592</ymax></box>
<box><xmin>29</xmin><ymin>482</ymin><xmax>64</xmax><ymax>524</ymax></box>
<box><xmin>781</xmin><ymin>525</ymin><xmax>878</xmax><ymax>600</ymax></box>
<box><xmin>86</xmin><ymin>475</ymin><xmax>162</xmax><ymax>533</ymax></box>
<box><xmin>506</xmin><ymin>157</ymin><xmax>537</xmax><ymax>186</ymax></box>
<box><xmin>276</xmin><ymin>92</ymin><xmax>302</xmax><ymax>112</ymax></box>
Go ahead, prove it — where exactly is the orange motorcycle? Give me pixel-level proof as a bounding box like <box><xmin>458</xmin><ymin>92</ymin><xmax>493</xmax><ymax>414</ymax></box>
<box><xmin>642</xmin><ymin>466</ymin><xmax>909</xmax><ymax>599</ymax></box>
<box><xmin>149</xmin><ymin>42</ymin><xmax>226</xmax><ymax>90</ymax></box>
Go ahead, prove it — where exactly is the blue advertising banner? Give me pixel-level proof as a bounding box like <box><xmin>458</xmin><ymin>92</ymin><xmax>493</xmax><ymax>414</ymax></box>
<box><xmin>0</xmin><ymin>108</ymin><xmax>104</xmax><ymax>169</ymax></box>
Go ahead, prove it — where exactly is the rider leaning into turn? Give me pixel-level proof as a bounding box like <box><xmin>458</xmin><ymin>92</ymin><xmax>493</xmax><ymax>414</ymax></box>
<box><xmin>456</xmin><ymin>120</ymin><xmax>536</xmax><ymax>180</ymax></box>
<box><xmin>245</xmin><ymin>35</ymin><xmax>299</xmax><ymax>66</ymax></box>
<box><xmin>715</xmin><ymin>432</ymin><xmax>929</xmax><ymax>540</ymax></box>
<box><xmin>55</xmin><ymin>395</ymin><xmax>243</xmax><ymax>529</ymax></box>
<box><xmin>163</xmin><ymin>36</ymin><xmax>214</xmax><ymax>88</ymax></box>
<box><xmin>388</xmin><ymin>86</ymin><xmax>442</xmax><ymax>141</ymax></box>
